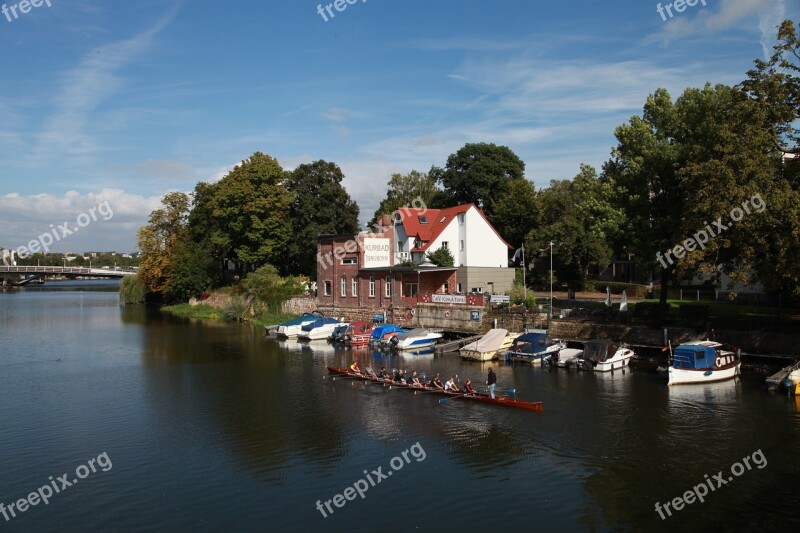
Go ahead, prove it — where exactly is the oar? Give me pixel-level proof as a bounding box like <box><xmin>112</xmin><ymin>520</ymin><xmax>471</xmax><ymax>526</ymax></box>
<box><xmin>481</xmin><ymin>387</ymin><xmax>516</xmax><ymax>396</ymax></box>
<box><xmin>438</xmin><ymin>392</ymin><xmax>467</xmax><ymax>404</ymax></box>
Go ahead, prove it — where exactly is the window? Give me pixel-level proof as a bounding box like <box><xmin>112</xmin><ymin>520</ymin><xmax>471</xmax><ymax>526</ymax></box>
<box><xmin>458</xmin><ymin>213</ymin><xmax>465</xmax><ymax>225</ymax></box>
<box><xmin>385</xmin><ymin>276</ymin><xmax>392</xmax><ymax>297</ymax></box>
<box><xmin>418</xmin><ymin>216</ymin><xmax>428</xmax><ymax>224</ymax></box>
<box><xmin>341</xmin><ymin>275</ymin><xmax>346</xmax><ymax>297</ymax></box>
<box><xmin>341</xmin><ymin>257</ymin><xmax>357</xmax><ymax>265</ymax></box>
<box><xmin>324</xmin><ymin>281</ymin><xmax>332</xmax><ymax>296</ymax></box>
<box><xmin>442</xmin><ymin>241</ymin><xmax>448</xmax><ymax>249</ymax></box>
<box><xmin>459</xmin><ymin>240</ymin><xmax>464</xmax><ymax>251</ymax></box>
<box><xmin>369</xmin><ymin>276</ymin><xmax>375</xmax><ymax>297</ymax></box>
<box><xmin>405</xmin><ymin>283</ymin><xmax>419</xmax><ymax>297</ymax></box>
<box><xmin>457</xmin><ymin>283</ymin><xmax>462</xmax><ymax>293</ymax></box>
<box><xmin>352</xmin><ymin>277</ymin><xmax>358</xmax><ymax>297</ymax></box>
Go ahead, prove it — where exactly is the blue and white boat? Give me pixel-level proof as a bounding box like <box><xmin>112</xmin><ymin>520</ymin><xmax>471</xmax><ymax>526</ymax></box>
<box><xmin>298</xmin><ymin>317</ymin><xmax>345</xmax><ymax>341</ymax></box>
<box><xmin>505</xmin><ymin>331</ymin><xmax>565</xmax><ymax>364</ymax></box>
<box><xmin>370</xmin><ymin>324</ymin><xmax>407</xmax><ymax>344</ymax></box>
<box><xmin>668</xmin><ymin>340</ymin><xmax>740</xmax><ymax>385</ymax></box>
<box><xmin>389</xmin><ymin>328</ymin><xmax>442</xmax><ymax>351</ymax></box>
<box><xmin>274</xmin><ymin>312</ymin><xmax>319</xmax><ymax>338</ymax></box>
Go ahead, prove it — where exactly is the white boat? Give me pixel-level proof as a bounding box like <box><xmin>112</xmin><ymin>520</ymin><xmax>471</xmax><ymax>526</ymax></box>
<box><xmin>275</xmin><ymin>313</ymin><xmax>319</xmax><ymax>338</ymax></box>
<box><xmin>782</xmin><ymin>365</ymin><xmax>800</xmax><ymax>395</ymax></box>
<box><xmin>504</xmin><ymin>331</ymin><xmax>565</xmax><ymax>364</ymax></box>
<box><xmin>578</xmin><ymin>339</ymin><xmax>635</xmax><ymax>372</ymax></box>
<box><xmin>297</xmin><ymin>318</ymin><xmax>346</xmax><ymax>341</ymax></box>
<box><xmin>765</xmin><ymin>360</ymin><xmax>800</xmax><ymax>391</ymax></box>
<box><xmin>459</xmin><ymin>329</ymin><xmax>519</xmax><ymax>361</ymax></box>
<box><xmin>389</xmin><ymin>328</ymin><xmax>443</xmax><ymax>351</ymax></box>
<box><xmin>553</xmin><ymin>348</ymin><xmax>583</xmax><ymax>368</ymax></box>
<box><xmin>667</xmin><ymin>340</ymin><xmax>740</xmax><ymax>386</ymax></box>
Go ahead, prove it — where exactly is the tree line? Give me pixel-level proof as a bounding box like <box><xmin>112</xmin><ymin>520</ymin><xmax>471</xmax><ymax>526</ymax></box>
<box><xmin>136</xmin><ymin>20</ymin><xmax>799</xmax><ymax>305</ymax></box>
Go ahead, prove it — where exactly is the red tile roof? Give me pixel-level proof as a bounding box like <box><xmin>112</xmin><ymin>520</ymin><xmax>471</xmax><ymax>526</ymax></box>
<box><xmin>395</xmin><ymin>203</ymin><xmax>512</xmax><ymax>252</ymax></box>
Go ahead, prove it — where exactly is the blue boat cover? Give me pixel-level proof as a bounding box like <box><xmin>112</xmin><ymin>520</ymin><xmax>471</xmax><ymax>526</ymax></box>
<box><xmin>370</xmin><ymin>324</ymin><xmax>407</xmax><ymax>339</ymax></box>
<box><xmin>672</xmin><ymin>344</ymin><xmax>716</xmax><ymax>369</ymax></box>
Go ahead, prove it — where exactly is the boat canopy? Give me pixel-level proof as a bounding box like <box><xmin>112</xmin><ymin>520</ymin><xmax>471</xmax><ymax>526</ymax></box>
<box><xmin>370</xmin><ymin>324</ymin><xmax>406</xmax><ymax>339</ymax></box>
<box><xmin>280</xmin><ymin>313</ymin><xmax>317</xmax><ymax>327</ymax></box>
<box><xmin>301</xmin><ymin>317</ymin><xmax>340</xmax><ymax>331</ymax></box>
<box><xmin>395</xmin><ymin>328</ymin><xmax>430</xmax><ymax>340</ymax></box>
<box><xmin>672</xmin><ymin>344</ymin><xmax>717</xmax><ymax>369</ymax></box>
<box><xmin>462</xmin><ymin>329</ymin><xmax>509</xmax><ymax>353</ymax></box>
<box><xmin>511</xmin><ymin>332</ymin><xmax>552</xmax><ymax>353</ymax></box>
<box><xmin>582</xmin><ymin>339</ymin><xmax>618</xmax><ymax>362</ymax></box>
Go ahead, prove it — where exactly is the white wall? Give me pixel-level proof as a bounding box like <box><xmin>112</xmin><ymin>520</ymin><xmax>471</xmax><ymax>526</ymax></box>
<box><xmin>463</xmin><ymin>207</ymin><xmax>509</xmax><ymax>267</ymax></box>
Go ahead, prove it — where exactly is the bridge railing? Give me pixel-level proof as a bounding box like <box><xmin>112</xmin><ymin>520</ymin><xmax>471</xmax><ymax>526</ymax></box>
<box><xmin>0</xmin><ymin>266</ymin><xmax>136</xmax><ymax>275</ymax></box>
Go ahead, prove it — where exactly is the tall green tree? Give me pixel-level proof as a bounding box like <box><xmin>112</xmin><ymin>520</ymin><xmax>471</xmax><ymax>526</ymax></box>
<box><xmin>285</xmin><ymin>160</ymin><xmax>360</xmax><ymax>277</ymax></box>
<box><xmin>188</xmin><ymin>152</ymin><xmax>293</xmax><ymax>276</ymax></box>
<box><xmin>431</xmin><ymin>142</ymin><xmax>526</xmax><ymax>219</ymax></box>
<box><xmin>527</xmin><ymin>165</ymin><xmax>623</xmax><ymax>289</ymax></box>
<box><xmin>370</xmin><ymin>170</ymin><xmax>438</xmax><ymax>228</ymax></box>
<box><xmin>492</xmin><ymin>178</ymin><xmax>538</xmax><ymax>247</ymax></box>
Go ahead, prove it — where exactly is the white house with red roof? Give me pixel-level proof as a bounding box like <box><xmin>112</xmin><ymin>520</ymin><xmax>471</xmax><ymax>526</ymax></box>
<box><xmin>395</xmin><ymin>203</ymin><xmax>511</xmax><ymax>267</ymax></box>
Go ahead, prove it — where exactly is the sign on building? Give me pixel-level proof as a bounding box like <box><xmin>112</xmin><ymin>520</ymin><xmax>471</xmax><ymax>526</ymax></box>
<box><xmin>362</xmin><ymin>238</ymin><xmax>391</xmax><ymax>268</ymax></box>
<box><xmin>431</xmin><ymin>294</ymin><xmax>467</xmax><ymax>304</ymax></box>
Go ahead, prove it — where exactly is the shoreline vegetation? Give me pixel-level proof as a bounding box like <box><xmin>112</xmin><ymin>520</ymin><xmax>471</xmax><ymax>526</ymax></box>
<box><xmin>160</xmin><ymin>301</ymin><xmax>298</xmax><ymax>327</ymax></box>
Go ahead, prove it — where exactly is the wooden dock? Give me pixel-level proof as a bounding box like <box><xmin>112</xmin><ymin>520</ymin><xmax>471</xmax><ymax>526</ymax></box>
<box><xmin>436</xmin><ymin>334</ymin><xmax>482</xmax><ymax>354</ymax></box>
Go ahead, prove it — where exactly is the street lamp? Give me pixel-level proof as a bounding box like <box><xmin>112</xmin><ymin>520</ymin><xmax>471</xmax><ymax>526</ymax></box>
<box><xmin>549</xmin><ymin>241</ymin><xmax>555</xmax><ymax>320</ymax></box>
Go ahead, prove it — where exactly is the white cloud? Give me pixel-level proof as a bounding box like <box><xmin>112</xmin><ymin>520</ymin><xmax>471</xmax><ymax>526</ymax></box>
<box><xmin>0</xmin><ymin>189</ymin><xmax>164</xmax><ymax>253</ymax></box>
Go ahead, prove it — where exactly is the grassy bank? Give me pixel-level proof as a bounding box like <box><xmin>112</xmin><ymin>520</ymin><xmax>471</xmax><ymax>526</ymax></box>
<box><xmin>161</xmin><ymin>302</ymin><xmax>298</xmax><ymax>326</ymax></box>
<box><xmin>161</xmin><ymin>303</ymin><xmax>225</xmax><ymax>320</ymax></box>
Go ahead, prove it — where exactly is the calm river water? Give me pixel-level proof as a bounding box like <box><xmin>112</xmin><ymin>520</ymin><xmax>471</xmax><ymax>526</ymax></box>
<box><xmin>1</xmin><ymin>281</ymin><xmax>798</xmax><ymax>532</ymax></box>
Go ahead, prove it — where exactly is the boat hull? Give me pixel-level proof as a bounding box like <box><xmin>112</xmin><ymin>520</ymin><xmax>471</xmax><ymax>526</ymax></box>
<box><xmin>582</xmin><ymin>348</ymin><xmax>635</xmax><ymax>372</ymax></box>
<box><xmin>326</xmin><ymin>367</ymin><xmax>543</xmax><ymax>412</ymax></box>
<box><xmin>667</xmin><ymin>362</ymin><xmax>740</xmax><ymax>385</ymax></box>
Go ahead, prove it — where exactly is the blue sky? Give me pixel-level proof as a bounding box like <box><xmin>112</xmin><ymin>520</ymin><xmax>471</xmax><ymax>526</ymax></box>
<box><xmin>0</xmin><ymin>0</ymin><xmax>794</xmax><ymax>253</ymax></box>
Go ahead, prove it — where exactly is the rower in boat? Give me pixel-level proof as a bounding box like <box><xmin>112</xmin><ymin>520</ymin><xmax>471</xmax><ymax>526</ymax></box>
<box><xmin>430</xmin><ymin>373</ymin><xmax>444</xmax><ymax>390</ymax></box>
<box><xmin>350</xmin><ymin>361</ymin><xmax>361</xmax><ymax>374</ymax></box>
<box><xmin>364</xmin><ymin>365</ymin><xmax>376</xmax><ymax>378</ymax></box>
<box><xmin>463</xmin><ymin>378</ymin><xmax>475</xmax><ymax>395</ymax></box>
<box><xmin>394</xmin><ymin>369</ymin><xmax>407</xmax><ymax>384</ymax></box>
<box><xmin>408</xmin><ymin>371</ymin><xmax>422</xmax><ymax>387</ymax></box>
<box><xmin>378</xmin><ymin>366</ymin><xmax>389</xmax><ymax>380</ymax></box>
<box><xmin>444</xmin><ymin>376</ymin><xmax>460</xmax><ymax>393</ymax></box>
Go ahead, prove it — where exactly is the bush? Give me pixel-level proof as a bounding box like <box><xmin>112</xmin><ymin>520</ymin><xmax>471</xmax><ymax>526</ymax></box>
<box><xmin>509</xmin><ymin>280</ymin><xmax>536</xmax><ymax>308</ymax></box>
<box><xmin>242</xmin><ymin>265</ymin><xmax>304</xmax><ymax>311</ymax></box>
<box><xmin>120</xmin><ymin>275</ymin><xmax>146</xmax><ymax>304</ymax></box>
<box><xmin>223</xmin><ymin>295</ymin><xmax>250</xmax><ymax>321</ymax></box>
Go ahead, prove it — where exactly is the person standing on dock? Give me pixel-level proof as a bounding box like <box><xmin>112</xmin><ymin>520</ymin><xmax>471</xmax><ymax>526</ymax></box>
<box><xmin>487</xmin><ymin>367</ymin><xmax>497</xmax><ymax>399</ymax></box>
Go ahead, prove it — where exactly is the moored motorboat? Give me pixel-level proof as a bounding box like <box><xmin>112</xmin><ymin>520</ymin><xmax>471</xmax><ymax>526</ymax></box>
<box><xmin>578</xmin><ymin>339</ymin><xmax>635</xmax><ymax>372</ymax></box>
<box><xmin>390</xmin><ymin>328</ymin><xmax>443</xmax><ymax>351</ymax></box>
<box><xmin>667</xmin><ymin>340</ymin><xmax>740</xmax><ymax>385</ymax></box>
<box><xmin>782</xmin><ymin>366</ymin><xmax>800</xmax><ymax>395</ymax></box>
<box><xmin>325</xmin><ymin>366</ymin><xmax>543</xmax><ymax>412</ymax></box>
<box><xmin>298</xmin><ymin>317</ymin><xmax>346</xmax><ymax>341</ymax></box>
<box><xmin>370</xmin><ymin>324</ymin><xmax>407</xmax><ymax>344</ymax></box>
<box><xmin>460</xmin><ymin>329</ymin><xmax>519</xmax><ymax>361</ymax></box>
<box><xmin>275</xmin><ymin>312</ymin><xmax>320</xmax><ymax>338</ymax></box>
<box><xmin>505</xmin><ymin>331</ymin><xmax>565</xmax><ymax>364</ymax></box>
<box><xmin>342</xmin><ymin>321</ymin><xmax>374</xmax><ymax>346</ymax></box>
<box><xmin>551</xmin><ymin>348</ymin><xmax>583</xmax><ymax>368</ymax></box>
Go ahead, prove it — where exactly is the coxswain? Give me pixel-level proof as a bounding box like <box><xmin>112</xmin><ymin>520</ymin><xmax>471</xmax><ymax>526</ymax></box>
<box><xmin>463</xmin><ymin>378</ymin><xmax>476</xmax><ymax>394</ymax></box>
<box><xmin>445</xmin><ymin>376</ymin><xmax>460</xmax><ymax>393</ymax></box>
<box><xmin>430</xmin><ymin>373</ymin><xmax>444</xmax><ymax>390</ymax></box>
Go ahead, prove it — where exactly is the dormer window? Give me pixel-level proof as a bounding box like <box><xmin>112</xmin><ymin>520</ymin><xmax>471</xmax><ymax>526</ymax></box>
<box><xmin>418</xmin><ymin>216</ymin><xmax>428</xmax><ymax>224</ymax></box>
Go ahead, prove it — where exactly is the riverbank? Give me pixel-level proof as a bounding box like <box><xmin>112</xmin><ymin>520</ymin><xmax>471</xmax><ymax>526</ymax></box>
<box><xmin>161</xmin><ymin>302</ymin><xmax>297</xmax><ymax>327</ymax></box>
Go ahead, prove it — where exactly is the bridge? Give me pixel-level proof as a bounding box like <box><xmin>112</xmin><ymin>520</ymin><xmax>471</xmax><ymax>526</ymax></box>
<box><xmin>0</xmin><ymin>266</ymin><xmax>136</xmax><ymax>285</ymax></box>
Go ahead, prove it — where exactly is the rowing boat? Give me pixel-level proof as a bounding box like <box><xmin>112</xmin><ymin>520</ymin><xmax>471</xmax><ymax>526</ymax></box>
<box><xmin>326</xmin><ymin>366</ymin><xmax>543</xmax><ymax>412</ymax></box>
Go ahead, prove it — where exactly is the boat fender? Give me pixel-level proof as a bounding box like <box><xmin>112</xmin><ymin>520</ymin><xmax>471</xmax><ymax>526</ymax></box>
<box><xmin>410</xmin><ymin>308</ymin><xmax>415</xmax><ymax>316</ymax></box>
